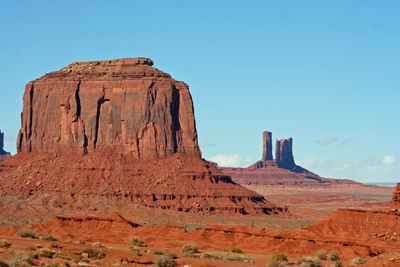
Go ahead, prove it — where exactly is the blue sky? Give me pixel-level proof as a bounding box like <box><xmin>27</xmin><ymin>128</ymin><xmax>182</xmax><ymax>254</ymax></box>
<box><xmin>0</xmin><ymin>1</ymin><xmax>399</xmax><ymax>183</ymax></box>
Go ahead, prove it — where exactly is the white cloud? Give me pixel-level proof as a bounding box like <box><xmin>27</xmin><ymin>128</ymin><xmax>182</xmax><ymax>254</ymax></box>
<box><xmin>209</xmin><ymin>154</ymin><xmax>253</xmax><ymax>167</ymax></box>
<box><xmin>339</xmin><ymin>138</ymin><xmax>354</xmax><ymax>146</ymax></box>
<box><xmin>316</xmin><ymin>137</ymin><xmax>337</xmax><ymax>145</ymax></box>
<box><xmin>297</xmin><ymin>155</ymin><xmax>400</xmax><ymax>183</ymax></box>
<box><xmin>383</xmin><ymin>155</ymin><xmax>397</xmax><ymax>165</ymax></box>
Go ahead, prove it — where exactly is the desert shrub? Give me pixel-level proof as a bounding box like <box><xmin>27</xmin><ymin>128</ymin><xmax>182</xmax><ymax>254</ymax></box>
<box><xmin>165</xmin><ymin>253</ymin><xmax>177</xmax><ymax>259</ymax></box>
<box><xmin>130</xmin><ymin>247</ymin><xmax>142</xmax><ymax>256</ymax></box>
<box><xmin>271</xmin><ymin>253</ymin><xmax>288</xmax><ymax>263</ymax></box>
<box><xmin>0</xmin><ymin>240</ymin><xmax>11</xmax><ymax>248</ymax></box>
<box><xmin>129</xmin><ymin>237</ymin><xmax>146</xmax><ymax>247</ymax></box>
<box><xmin>328</xmin><ymin>250</ymin><xmax>340</xmax><ymax>261</ymax></box>
<box><xmin>155</xmin><ymin>254</ymin><xmax>176</xmax><ymax>267</ymax></box>
<box><xmin>7</xmin><ymin>251</ymin><xmax>33</xmax><ymax>267</ymax></box>
<box><xmin>43</xmin><ymin>264</ymin><xmax>60</xmax><ymax>267</ymax></box>
<box><xmin>77</xmin><ymin>240</ymin><xmax>86</xmax><ymax>244</ymax></box>
<box><xmin>74</xmin><ymin>255</ymin><xmax>90</xmax><ymax>263</ymax></box>
<box><xmin>231</xmin><ymin>247</ymin><xmax>243</xmax><ymax>253</ymax></box>
<box><xmin>350</xmin><ymin>257</ymin><xmax>368</xmax><ymax>266</ymax></box>
<box><xmin>39</xmin><ymin>249</ymin><xmax>55</xmax><ymax>258</ymax></box>
<box><xmin>316</xmin><ymin>249</ymin><xmax>327</xmax><ymax>260</ymax></box>
<box><xmin>182</xmin><ymin>244</ymin><xmax>199</xmax><ymax>257</ymax></box>
<box><xmin>224</xmin><ymin>254</ymin><xmax>255</xmax><ymax>263</ymax></box>
<box><xmin>81</xmin><ymin>248</ymin><xmax>105</xmax><ymax>259</ymax></box>
<box><xmin>146</xmin><ymin>249</ymin><xmax>164</xmax><ymax>255</ymax></box>
<box><xmin>40</xmin><ymin>235</ymin><xmax>58</xmax><ymax>241</ymax></box>
<box><xmin>92</xmin><ymin>241</ymin><xmax>104</xmax><ymax>248</ymax></box>
<box><xmin>64</xmin><ymin>262</ymin><xmax>71</xmax><ymax>267</ymax></box>
<box><xmin>50</xmin><ymin>242</ymin><xmax>62</xmax><ymax>248</ymax></box>
<box><xmin>268</xmin><ymin>258</ymin><xmax>287</xmax><ymax>267</ymax></box>
<box><xmin>335</xmin><ymin>261</ymin><xmax>344</xmax><ymax>267</ymax></box>
<box><xmin>0</xmin><ymin>260</ymin><xmax>8</xmax><ymax>267</ymax></box>
<box><xmin>16</xmin><ymin>229</ymin><xmax>38</xmax><ymax>239</ymax></box>
<box><xmin>54</xmin><ymin>252</ymin><xmax>67</xmax><ymax>259</ymax></box>
<box><xmin>27</xmin><ymin>251</ymin><xmax>39</xmax><ymax>260</ymax></box>
<box><xmin>201</xmin><ymin>253</ymin><xmax>223</xmax><ymax>260</ymax></box>
<box><xmin>296</xmin><ymin>257</ymin><xmax>322</xmax><ymax>267</ymax></box>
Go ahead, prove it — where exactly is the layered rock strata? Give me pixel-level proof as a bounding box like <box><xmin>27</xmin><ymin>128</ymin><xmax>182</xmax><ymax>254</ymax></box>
<box><xmin>0</xmin><ymin>58</ymin><xmax>285</xmax><ymax>216</ymax></box>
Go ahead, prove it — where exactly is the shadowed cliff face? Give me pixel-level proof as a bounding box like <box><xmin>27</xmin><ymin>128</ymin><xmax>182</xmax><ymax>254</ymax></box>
<box><xmin>17</xmin><ymin>58</ymin><xmax>201</xmax><ymax>159</ymax></box>
<box><xmin>275</xmin><ymin>138</ymin><xmax>296</xmax><ymax>169</ymax></box>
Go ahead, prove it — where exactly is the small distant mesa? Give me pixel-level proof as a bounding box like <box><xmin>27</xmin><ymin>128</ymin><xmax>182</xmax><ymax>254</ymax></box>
<box><xmin>251</xmin><ymin>131</ymin><xmax>296</xmax><ymax>170</ymax></box>
<box><xmin>392</xmin><ymin>183</ymin><xmax>400</xmax><ymax>209</ymax></box>
<box><xmin>0</xmin><ymin>130</ymin><xmax>11</xmax><ymax>162</ymax></box>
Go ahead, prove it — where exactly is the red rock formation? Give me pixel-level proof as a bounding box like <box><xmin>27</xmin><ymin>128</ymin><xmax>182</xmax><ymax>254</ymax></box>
<box><xmin>392</xmin><ymin>183</ymin><xmax>400</xmax><ymax>208</ymax></box>
<box><xmin>262</xmin><ymin>131</ymin><xmax>273</xmax><ymax>161</ymax></box>
<box><xmin>275</xmin><ymin>138</ymin><xmax>296</xmax><ymax>169</ymax></box>
<box><xmin>17</xmin><ymin>58</ymin><xmax>200</xmax><ymax>159</ymax></box>
<box><xmin>0</xmin><ymin>58</ymin><xmax>286</xmax><ymax>216</ymax></box>
<box><xmin>220</xmin><ymin>131</ymin><xmax>371</xmax><ymax>188</ymax></box>
<box><xmin>0</xmin><ymin>130</ymin><xmax>11</xmax><ymax>162</ymax></box>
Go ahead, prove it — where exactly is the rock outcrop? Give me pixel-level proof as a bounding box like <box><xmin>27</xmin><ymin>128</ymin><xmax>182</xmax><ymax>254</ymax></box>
<box><xmin>220</xmin><ymin>131</ymin><xmax>368</xmax><ymax>188</ymax></box>
<box><xmin>0</xmin><ymin>130</ymin><xmax>11</xmax><ymax>161</ymax></box>
<box><xmin>392</xmin><ymin>183</ymin><xmax>400</xmax><ymax>208</ymax></box>
<box><xmin>0</xmin><ymin>58</ymin><xmax>286</xmax><ymax>216</ymax></box>
<box><xmin>262</xmin><ymin>131</ymin><xmax>273</xmax><ymax>161</ymax></box>
<box><xmin>275</xmin><ymin>138</ymin><xmax>296</xmax><ymax>169</ymax></box>
<box><xmin>17</xmin><ymin>58</ymin><xmax>200</xmax><ymax>159</ymax></box>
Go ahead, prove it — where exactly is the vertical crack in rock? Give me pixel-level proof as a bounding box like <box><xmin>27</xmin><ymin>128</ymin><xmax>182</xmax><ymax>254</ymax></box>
<box><xmin>83</xmin><ymin>133</ymin><xmax>88</xmax><ymax>154</ymax></box>
<box><xmin>28</xmin><ymin>84</ymin><xmax>34</xmax><ymax>139</ymax></box>
<box><xmin>93</xmin><ymin>93</ymin><xmax>110</xmax><ymax>149</ymax></box>
<box><xmin>73</xmin><ymin>80</ymin><xmax>81</xmax><ymax>122</ymax></box>
<box><xmin>28</xmin><ymin>84</ymin><xmax>34</xmax><ymax>152</ymax></box>
<box><xmin>171</xmin><ymin>83</ymin><xmax>181</xmax><ymax>153</ymax></box>
<box><xmin>145</xmin><ymin>81</ymin><xmax>155</xmax><ymax>121</ymax></box>
<box><xmin>17</xmin><ymin>132</ymin><xmax>23</xmax><ymax>151</ymax></box>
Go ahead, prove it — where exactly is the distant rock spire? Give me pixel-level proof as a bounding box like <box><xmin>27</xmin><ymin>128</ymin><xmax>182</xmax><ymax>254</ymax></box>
<box><xmin>0</xmin><ymin>130</ymin><xmax>11</xmax><ymax>161</ymax></box>
<box><xmin>0</xmin><ymin>130</ymin><xmax>3</xmax><ymax>151</ymax></box>
<box><xmin>262</xmin><ymin>131</ymin><xmax>273</xmax><ymax>161</ymax></box>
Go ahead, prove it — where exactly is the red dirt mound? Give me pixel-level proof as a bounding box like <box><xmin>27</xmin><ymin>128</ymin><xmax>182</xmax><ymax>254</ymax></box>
<box><xmin>0</xmin><ymin>152</ymin><xmax>285</xmax><ymax>216</ymax></box>
<box><xmin>3</xmin><ymin>211</ymin><xmax>399</xmax><ymax>264</ymax></box>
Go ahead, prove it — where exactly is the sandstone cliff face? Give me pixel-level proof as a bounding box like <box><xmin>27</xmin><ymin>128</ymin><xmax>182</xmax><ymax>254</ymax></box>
<box><xmin>392</xmin><ymin>183</ymin><xmax>400</xmax><ymax>208</ymax></box>
<box><xmin>0</xmin><ymin>131</ymin><xmax>11</xmax><ymax>162</ymax></box>
<box><xmin>275</xmin><ymin>138</ymin><xmax>296</xmax><ymax>169</ymax></box>
<box><xmin>17</xmin><ymin>58</ymin><xmax>200</xmax><ymax>159</ymax></box>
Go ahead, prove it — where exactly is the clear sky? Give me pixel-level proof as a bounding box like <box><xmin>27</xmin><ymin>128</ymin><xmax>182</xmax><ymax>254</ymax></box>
<box><xmin>0</xmin><ymin>1</ymin><xmax>399</xmax><ymax>183</ymax></box>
